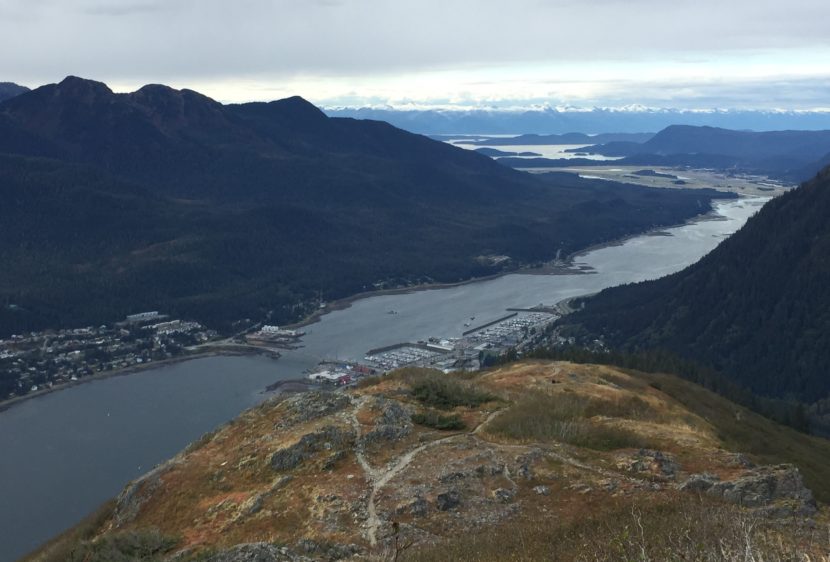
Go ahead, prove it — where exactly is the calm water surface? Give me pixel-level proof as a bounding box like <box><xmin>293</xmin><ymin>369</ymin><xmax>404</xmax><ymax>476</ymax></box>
<box><xmin>0</xmin><ymin>197</ymin><xmax>766</xmax><ymax>561</ymax></box>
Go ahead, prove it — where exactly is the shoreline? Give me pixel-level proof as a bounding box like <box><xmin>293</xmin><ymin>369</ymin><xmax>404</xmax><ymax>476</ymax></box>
<box><xmin>1</xmin><ymin>195</ymin><xmax>753</xmax><ymax>414</ymax></box>
<box><xmin>0</xmin><ymin>347</ymin><xmax>280</xmax><ymax>414</ymax></box>
<box><xmin>564</xmin><ymin>196</ymin><xmax>737</xmax><ymax>262</ymax></box>
<box><xmin>286</xmin><ymin>195</ymin><xmax>744</xmax><ymax>331</ymax></box>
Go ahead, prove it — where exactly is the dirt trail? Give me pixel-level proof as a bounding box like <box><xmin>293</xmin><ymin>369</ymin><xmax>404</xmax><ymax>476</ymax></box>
<box><xmin>349</xmin><ymin>397</ymin><xmax>650</xmax><ymax>547</ymax></box>
<box><xmin>351</xmin><ymin>403</ymin><xmax>507</xmax><ymax>546</ymax></box>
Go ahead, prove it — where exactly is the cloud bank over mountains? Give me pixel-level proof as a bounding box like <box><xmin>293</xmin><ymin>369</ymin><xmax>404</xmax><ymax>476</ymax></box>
<box><xmin>2</xmin><ymin>0</ymin><xmax>828</xmax><ymax>110</ymax></box>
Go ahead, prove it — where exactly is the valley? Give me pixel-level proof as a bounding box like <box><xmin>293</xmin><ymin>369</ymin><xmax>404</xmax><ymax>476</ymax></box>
<box><xmin>6</xmin><ymin>2</ymin><xmax>830</xmax><ymax>561</ymax></box>
<box><xmin>0</xmin><ymin>196</ymin><xmax>765</xmax><ymax>562</ymax></box>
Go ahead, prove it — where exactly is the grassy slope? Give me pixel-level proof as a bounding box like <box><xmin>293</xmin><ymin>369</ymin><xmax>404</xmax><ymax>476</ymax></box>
<box><xmin>630</xmin><ymin>368</ymin><xmax>830</xmax><ymax>502</ymax></box>
<box><xmin>23</xmin><ymin>361</ymin><xmax>830</xmax><ymax>561</ymax></box>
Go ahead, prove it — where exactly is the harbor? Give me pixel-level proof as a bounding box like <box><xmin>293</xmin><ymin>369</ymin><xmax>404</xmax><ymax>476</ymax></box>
<box><xmin>303</xmin><ymin>309</ymin><xmax>560</xmax><ymax>384</ymax></box>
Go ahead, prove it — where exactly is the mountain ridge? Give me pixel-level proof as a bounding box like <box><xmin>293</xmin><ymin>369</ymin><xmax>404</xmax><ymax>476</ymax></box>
<box><xmin>326</xmin><ymin>106</ymin><xmax>830</xmax><ymax>135</ymax></box>
<box><xmin>25</xmin><ymin>362</ymin><xmax>830</xmax><ymax>561</ymax></box>
<box><xmin>0</xmin><ymin>81</ymin><xmax>29</xmax><ymax>103</ymax></box>
<box><xmin>561</xmin><ymin>165</ymin><xmax>830</xmax><ymax>404</ymax></box>
<box><xmin>0</xmin><ymin>77</ymin><xmax>731</xmax><ymax>337</ymax></box>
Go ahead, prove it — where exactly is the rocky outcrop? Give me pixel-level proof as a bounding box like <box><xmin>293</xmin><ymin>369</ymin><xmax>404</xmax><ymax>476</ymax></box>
<box><xmin>679</xmin><ymin>464</ymin><xmax>817</xmax><ymax>517</ymax></box>
<box><xmin>270</xmin><ymin>426</ymin><xmax>355</xmax><ymax>472</ymax></box>
<box><xmin>200</xmin><ymin>542</ymin><xmax>313</xmax><ymax>562</ymax></box>
<box><xmin>436</xmin><ymin>490</ymin><xmax>462</xmax><ymax>511</ymax></box>
<box><xmin>360</xmin><ymin>397</ymin><xmax>413</xmax><ymax>446</ymax></box>
<box><xmin>295</xmin><ymin>539</ymin><xmax>361</xmax><ymax>561</ymax></box>
<box><xmin>275</xmin><ymin>392</ymin><xmax>352</xmax><ymax>430</ymax></box>
<box><xmin>619</xmin><ymin>449</ymin><xmax>679</xmax><ymax>480</ymax></box>
<box><xmin>114</xmin><ymin>460</ymin><xmax>179</xmax><ymax>527</ymax></box>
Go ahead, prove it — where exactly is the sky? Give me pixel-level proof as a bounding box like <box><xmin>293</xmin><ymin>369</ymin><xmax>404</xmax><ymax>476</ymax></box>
<box><xmin>1</xmin><ymin>0</ymin><xmax>829</xmax><ymax>110</ymax></box>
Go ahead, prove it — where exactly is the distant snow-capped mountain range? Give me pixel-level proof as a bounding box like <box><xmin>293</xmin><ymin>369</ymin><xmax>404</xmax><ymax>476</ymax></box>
<box><xmin>324</xmin><ymin>106</ymin><xmax>830</xmax><ymax>135</ymax></box>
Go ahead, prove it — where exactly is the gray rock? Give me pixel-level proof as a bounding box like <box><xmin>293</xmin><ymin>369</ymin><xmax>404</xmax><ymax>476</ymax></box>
<box><xmin>295</xmin><ymin>539</ymin><xmax>361</xmax><ymax>561</ymax></box>
<box><xmin>533</xmin><ymin>485</ymin><xmax>550</xmax><ymax>496</ymax></box>
<box><xmin>361</xmin><ymin>398</ymin><xmax>413</xmax><ymax>445</ymax></box>
<box><xmin>439</xmin><ymin>471</ymin><xmax>467</xmax><ymax>483</ymax></box>
<box><xmin>493</xmin><ymin>488</ymin><xmax>516</xmax><ymax>503</ymax></box>
<box><xmin>113</xmin><ymin>462</ymin><xmax>170</xmax><ymax>527</ymax></box>
<box><xmin>275</xmin><ymin>392</ymin><xmax>352</xmax><ymax>430</ymax></box>
<box><xmin>725</xmin><ymin>453</ymin><xmax>755</xmax><ymax>468</ymax></box>
<box><xmin>436</xmin><ymin>490</ymin><xmax>462</xmax><ymax>511</ymax></box>
<box><xmin>630</xmin><ymin>449</ymin><xmax>679</xmax><ymax>479</ymax></box>
<box><xmin>270</xmin><ymin>426</ymin><xmax>355</xmax><ymax>472</ymax></box>
<box><xmin>397</xmin><ymin>496</ymin><xmax>429</xmax><ymax>517</ymax></box>
<box><xmin>245</xmin><ymin>494</ymin><xmax>265</xmax><ymax>516</ymax></box>
<box><xmin>515</xmin><ymin>450</ymin><xmax>543</xmax><ymax>480</ymax></box>
<box><xmin>201</xmin><ymin>542</ymin><xmax>312</xmax><ymax>562</ymax></box>
<box><xmin>680</xmin><ymin>465</ymin><xmax>816</xmax><ymax>517</ymax></box>
<box><xmin>679</xmin><ymin>472</ymin><xmax>720</xmax><ymax>493</ymax></box>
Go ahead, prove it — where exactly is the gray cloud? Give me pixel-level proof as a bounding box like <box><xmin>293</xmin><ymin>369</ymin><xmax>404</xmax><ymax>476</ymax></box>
<box><xmin>82</xmin><ymin>2</ymin><xmax>165</xmax><ymax>16</ymax></box>
<box><xmin>1</xmin><ymin>0</ymin><xmax>829</xmax><ymax>108</ymax></box>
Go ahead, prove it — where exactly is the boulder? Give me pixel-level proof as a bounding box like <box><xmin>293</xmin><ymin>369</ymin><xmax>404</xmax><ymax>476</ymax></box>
<box><xmin>361</xmin><ymin>398</ymin><xmax>413</xmax><ymax>445</ymax></box>
<box><xmin>270</xmin><ymin>426</ymin><xmax>355</xmax><ymax>472</ymax></box>
<box><xmin>680</xmin><ymin>465</ymin><xmax>816</xmax><ymax>517</ymax></box>
<box><xmin>436</xmin><ymin>490</ymin><xmax>462</xmax><ymax>511</ymax></box>
<box><xmin>275</xmin><ymin>392</ymin><xmax>352</xmax><ymax>430</ymax></box>
<box><xmin>201</xmin><ymin>542</ymin><xmax>312</xmax><ymax>562</ymax></box>
<box><xmin>397</xmin><ymin>496</ymin><xmax>429</xmax><ymax>517</ymax></box>
<box><xmin>624</xmin><ymin>449</ymin><xmax>679</xmax><ymax>479</ymax></box>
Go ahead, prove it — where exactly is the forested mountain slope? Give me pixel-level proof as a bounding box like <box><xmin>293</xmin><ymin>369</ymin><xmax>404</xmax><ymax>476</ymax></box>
<box><xmin>564</xmin><ymin>166</ymin><xmax>830</xmax><ymax>402</ymax></box>
<box><xmin>569</xmin><ymin>125</ymin><xmax>830</xmax><ymax>180</ymax></box>
<box><xmin>0</xmin><ymin>77</ymin><xmax>730</xmax><ymax>335</ymax></box>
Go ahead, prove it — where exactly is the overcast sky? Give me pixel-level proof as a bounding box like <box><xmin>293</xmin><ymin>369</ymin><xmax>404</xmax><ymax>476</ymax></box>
<box><xmin>2</xmin><ymin>0</ymin><xmax>829</xmax><ymax>109</ymax></box>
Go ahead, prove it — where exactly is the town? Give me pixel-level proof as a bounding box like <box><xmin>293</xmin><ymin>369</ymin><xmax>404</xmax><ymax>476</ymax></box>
<box><xmin>0</xmin><ymin>304</ymin><xmax>572</xmax><ymax>404</ymax></box>
<box><xmin>0</xmin><ymin>311</ymin><xmax>217</xmax><ymax>402</ymax></box>
<box><xmin>305</xmin><ymin>309</ymin><xmax>563</xmax><ymax>386</ymax></box>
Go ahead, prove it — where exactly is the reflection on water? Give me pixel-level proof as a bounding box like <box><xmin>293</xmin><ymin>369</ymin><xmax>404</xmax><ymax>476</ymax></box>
<box><xmin>450</xmin><ymin>141</ymin><xmax>622</xmax><ymax>161</ymax></box>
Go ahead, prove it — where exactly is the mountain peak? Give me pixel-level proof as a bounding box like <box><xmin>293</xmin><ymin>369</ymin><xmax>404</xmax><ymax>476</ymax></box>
<box><xmin>128</xmin><ymin>83</ymin><xmax>223</xmax><ymax>113</ymax></box>
<box><xmin>55</xmin><ymin>75</ymin><xmax>113</xmax><ymax>98</ymax></box>
<box><xmin>0</xmin><ymin>82</ymin><xmax>30</xmax><ymax>103</ymax></box>
<box><xmin>132</xmin><ymin>83</ymin><xmax>218</xmax><ymax>103</ymax></box>
<box><xmin>270</xmin><ymin>95</ymin><xmax>328</xmax><ymax>120</ymax></box>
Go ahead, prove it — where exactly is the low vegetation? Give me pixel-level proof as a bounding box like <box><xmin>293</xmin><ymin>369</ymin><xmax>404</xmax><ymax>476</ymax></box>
<box><xmin>411</xmin><ymin>410</ymin><xmax>466</xmax><ymax>430</ymax></box>
<box><xmin>487</xmin><ymin>392</ymin><xmax>655</xmax><ymax>451</ymax></box>
<box><xmin>26</xmin><ymin>520</ymin><xmax>178</xmax><ymax>562</ymax></box>
<box><xmin>405</xmin><ymin>498</ymin><xmax>829</xmax><ymax>561</ymax></box>
<box><xmin>631</xmin><ymin>368</ymin><xmax>830</xmax><ymax>503</ymax></box>
<box><xmin>27</xmin><ymin>360</ymin><xmax>830</xmax><ymax>562</ymax></box>
<box><xmin>356</xmin><ymin>375</ymin><xmax>383</xmax><ymax>388</ymax></box>
<box><xmin>407</xmin><ymin>371</ymin><xmax>496</xmax><ymax>410</ymax></box>
<box><xmin>63</xmin><ymin>529</ymin><xmax>178</xmax><ymax>562</ymax></box>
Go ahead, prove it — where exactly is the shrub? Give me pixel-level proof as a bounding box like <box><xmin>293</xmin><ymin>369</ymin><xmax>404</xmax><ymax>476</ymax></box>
<box><xmin>64</xmin><ymin>528</ymin><xmax>179</xmax><ymax>562</ymax></box>
<box><xmin>412</xmin><ymin>410</ymin><xmax>466</xmax><ymax>430</ymax></box>
<box><xmin>356</xmin><ymin>375</ymin><xmax>383</xmax><ymax>388</ymax></box>
<box><xmin>487</xmin><ymin>393</ymin><xmax>654</xmax><ymax>451</ymax></box>
<box><xmin>408</xmin><ymin>372</ymin><xmax>495</xmax><ymax>410</ymax></box>
<box><xmin>405</xmin><ymin>498</ymin><xmax>828</xmax><ymax>561</ymax></box>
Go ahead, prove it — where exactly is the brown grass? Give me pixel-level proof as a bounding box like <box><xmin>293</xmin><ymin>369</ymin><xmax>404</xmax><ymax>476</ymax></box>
<box><xmin>486</xmin><ymin>392</ymin><xmax>658</xmax><ymax>451</ymax></box>
<box><xmin>404</xmin><ymin>497</ymin><xmax>830</xmax><ymax>562</ymax></box>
